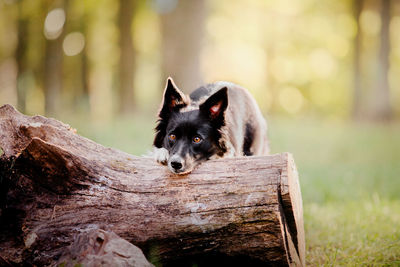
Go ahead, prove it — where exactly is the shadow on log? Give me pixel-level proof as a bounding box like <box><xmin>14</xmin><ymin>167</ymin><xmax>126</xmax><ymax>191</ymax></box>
<box><xmin>0</xmin><ymin>104</ymin><xmax>305</xmax><ymax>266</ymax></box>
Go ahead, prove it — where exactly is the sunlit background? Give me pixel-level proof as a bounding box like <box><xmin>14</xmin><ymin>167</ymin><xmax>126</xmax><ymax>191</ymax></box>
<box><xmin>0</xmin><ymin>0</ymin><xmax>399</xmax><ymax>265</ymax></box>
<box><xmin>1</xmin><ymin>0</ymin><xmax>399</xmax><ymax>120</ymax></box>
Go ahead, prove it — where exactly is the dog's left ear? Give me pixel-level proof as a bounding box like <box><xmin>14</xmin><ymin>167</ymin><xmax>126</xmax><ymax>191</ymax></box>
<box><xmin>200</xmin><ymin>87</ymin><xmax>228</xmax><ymax>121</ymax></box>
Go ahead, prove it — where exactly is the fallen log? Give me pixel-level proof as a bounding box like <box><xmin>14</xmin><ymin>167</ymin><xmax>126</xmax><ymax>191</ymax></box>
<box><xmin>0</xmin><ymin>104</ymin><xmax>305</xmax><ymax>266</ymax></box>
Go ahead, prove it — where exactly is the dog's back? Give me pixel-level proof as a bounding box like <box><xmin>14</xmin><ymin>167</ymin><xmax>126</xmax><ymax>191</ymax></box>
<box><xmin>188</xmin><ymin>82</ymin><xmax>269</xmax><ymax>157</ymax></box>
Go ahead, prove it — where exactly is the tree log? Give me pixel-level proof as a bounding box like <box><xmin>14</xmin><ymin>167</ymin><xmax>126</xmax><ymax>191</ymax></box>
<box><xmin>0</xmin><ymin>104</ymin><xmax>305</xmax><ymax>266</ymax></box>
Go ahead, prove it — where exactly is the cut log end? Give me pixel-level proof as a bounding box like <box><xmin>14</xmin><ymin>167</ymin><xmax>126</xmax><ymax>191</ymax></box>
<box><xmin>0</xmin><ymin>104</ymin><xmax>305</xmax><ymax>266</ymax></box>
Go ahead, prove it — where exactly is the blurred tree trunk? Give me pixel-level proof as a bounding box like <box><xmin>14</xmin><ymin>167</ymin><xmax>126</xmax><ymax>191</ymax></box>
<box><xmin>352</xmin><ymin>0</ymin><xmax>363</xmax><ymax>120</ymax></box>
<box><xmin>81</xmin><ymin>26</ymin><xmax>90</xmax><ymax>109</ymax></box>
<box><xmin>15</xmin><ymin>0</ymin><xmax>29</xmax><ymax>114</ymax></box>
<box><xmin>43</xmin><ymin>1</ymin><xmax>68</xmax><ymax>116</ymax></box>
<box><xmin>44</xmin><ymin>37</ymin><xmax>63</xmax><ymax>116</ymax></box>
<box><xmin>15</xmin><ymin>8</ymin><xmax>28</xmax><ymax>114</ymax></box>
<box><xmin>65</xmin><ymin>1</ymin><xmax>89</xmax><ymax>112</ymax></box>
<box><xmin>160</xmin><ymin>0</ymin><xmax>205</xmax><ymax>91</ymax></box>
<box><xmin>118</xmin><ymin>0</ymin><xmax>135</xmax><ymax>114</ymax></box>
<box><xmin>371</xmin><ymin>0</ymin><xmax>392</xmax><ymax>120</ymax></box>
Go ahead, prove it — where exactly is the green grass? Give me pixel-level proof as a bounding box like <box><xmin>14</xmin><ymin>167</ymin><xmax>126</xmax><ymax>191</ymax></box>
<box><xmin>63</xmin><ymin>113</ymin><xmax>400</xmax><ymax>266</ymax></box>
<box><xmin>305</xmin><ymin>199</ymin><xmax>400</xmax><ymax>266</ymax></box>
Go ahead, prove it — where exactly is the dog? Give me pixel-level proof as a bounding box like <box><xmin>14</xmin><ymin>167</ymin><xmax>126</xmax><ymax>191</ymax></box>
<box><xmin>152</xmin><ymin>77</ymin><xmax>269</xmax><ymax>174</ymax></box>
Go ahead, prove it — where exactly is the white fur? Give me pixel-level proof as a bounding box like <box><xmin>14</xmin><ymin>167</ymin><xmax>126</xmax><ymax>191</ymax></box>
<box><xmin>151</xmin><ymin>147</ymin><xmax>169</xmax><ymax>165</ymax></box>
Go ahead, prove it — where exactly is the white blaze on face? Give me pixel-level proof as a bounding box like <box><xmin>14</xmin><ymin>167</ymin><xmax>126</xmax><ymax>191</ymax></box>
<box><xmin>168</xmin><ymin>154</ymin><xmax>183</xmax><ymax>172</ymax></box>
<box><xmin>168</xmin><ymin>150</ymin><xmax>196</xmax><ymax>175</ymax></box>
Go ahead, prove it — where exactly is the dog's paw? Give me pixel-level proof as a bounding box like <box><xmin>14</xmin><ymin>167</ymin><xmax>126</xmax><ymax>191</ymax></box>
<box><xmin>152</xmin><ymin>147</ymin><xmax>169</xmax><ymax>165</ymax></box>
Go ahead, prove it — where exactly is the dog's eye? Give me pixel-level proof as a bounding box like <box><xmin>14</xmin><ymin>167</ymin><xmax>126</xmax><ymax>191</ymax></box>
<box><xmin>169</xmin><ymin>134</ymin><xmax>176</xmax><ymax>141</ymax></box>
<box><xmin>193</xmin><ymin>136</ymin><xmax>202</xmax><ymax>144</ymax></box>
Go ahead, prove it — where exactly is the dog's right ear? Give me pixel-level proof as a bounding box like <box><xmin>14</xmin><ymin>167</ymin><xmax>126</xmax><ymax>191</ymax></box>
<box><xmin>159</xmin><ymin>77</ymin><xmax>187</xmax><ymax>118</ymax></box>
<box><xmin>154</xmin><ymin>77</ymin><xmax>187</xmax><ymax>148</ymax></box>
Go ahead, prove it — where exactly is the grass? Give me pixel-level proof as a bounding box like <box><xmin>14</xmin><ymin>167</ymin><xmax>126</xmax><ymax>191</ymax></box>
<box><xmin>305</xmin><ymin>199</ymin><xmax>400</xmax><ymax>266</ymax></box>
<box><xmin>63</xmin><ymin>113</ymin><xmax>400</xmax><ymax>266</ymax></box>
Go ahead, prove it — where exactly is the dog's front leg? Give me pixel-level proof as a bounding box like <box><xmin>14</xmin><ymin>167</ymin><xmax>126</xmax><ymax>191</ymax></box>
<box><xmin>152</xmin><ymin>147</ymin><xmax>169</xmax><ymax>165</ymax></box>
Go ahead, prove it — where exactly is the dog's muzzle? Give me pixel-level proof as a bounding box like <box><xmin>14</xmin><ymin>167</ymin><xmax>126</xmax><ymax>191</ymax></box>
<box><xmin>168</xmin><ymin>154</ymin><xmax>194</xmax><ymax>175</ymax></box>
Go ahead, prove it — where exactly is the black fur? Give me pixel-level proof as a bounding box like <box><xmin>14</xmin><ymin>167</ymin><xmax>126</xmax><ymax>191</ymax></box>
<box><xmin>199</xmin><ymin>87</ymin><xmax>228</xmax><ymax>127</ymax></box>
<box><xmin>163</xmin><ymin>110</ymin><xmax>220</xmax><ymax>161</ymax></box>
<box><xmin>243</xmin><ymin>123</ymin><xmax>254</xmax><ymax>156</ymax></box>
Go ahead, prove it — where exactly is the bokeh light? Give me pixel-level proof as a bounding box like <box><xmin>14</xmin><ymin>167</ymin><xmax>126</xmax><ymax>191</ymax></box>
<box><xmin>279</xmin><ymin>86</ymin><xmax>305</xmax><ymax>114</ymax></box>
<box><xmin>309</xmin><ymin>49</ymin><xmax>337</xmax><ymax>79</ymax></box>
<box><xmin>44</xmin><ymin>8</ymin><xmax>66</xmax><ymax>40</ymax></box>
<box><xmin>63</xmin><ymin>32</ymin><xmax>85</xmax><ymax>56</ymax></box>
<box><xmin>151</xmin><ymin>0</ymin><xmax>178</xmax><ymax>14</ymax></box>
<box><xmin>360</xmin><ymin>10</ymin><xmax>381</xmax><ymax>36</ymax></box>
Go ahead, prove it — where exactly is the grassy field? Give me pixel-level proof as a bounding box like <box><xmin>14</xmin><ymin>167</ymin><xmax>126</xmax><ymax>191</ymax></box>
<box><xmin>65</xmin><ymin>114</ymin><xmax>400</xmax><ymax>266</ymax></box>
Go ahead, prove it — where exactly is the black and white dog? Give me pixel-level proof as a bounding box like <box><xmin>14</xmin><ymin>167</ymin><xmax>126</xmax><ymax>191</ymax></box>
<box><xmin>153</xmin><ymin>77</ymin><xmax>269</xmax><ymax>174</ymax></box>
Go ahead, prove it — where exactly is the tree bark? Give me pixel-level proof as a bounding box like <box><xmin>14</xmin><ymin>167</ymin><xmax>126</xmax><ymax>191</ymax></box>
<box><xmin>0</xmin><ymin>104</ymin><xmax>305</xmax><ymax>266</ymax></box>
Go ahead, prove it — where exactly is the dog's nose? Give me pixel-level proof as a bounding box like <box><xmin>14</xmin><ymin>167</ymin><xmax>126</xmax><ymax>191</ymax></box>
<box><xmin>171</xmin><ymin>161</ymin><xmax>183</xmax><ymax>170</ymax></box>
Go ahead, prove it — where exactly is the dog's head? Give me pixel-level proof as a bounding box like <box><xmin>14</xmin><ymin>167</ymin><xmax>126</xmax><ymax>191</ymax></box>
<box><xmin>154</xmin><ymin>78</ymin><xmax>228</xmax><ymax>174</ymax></box>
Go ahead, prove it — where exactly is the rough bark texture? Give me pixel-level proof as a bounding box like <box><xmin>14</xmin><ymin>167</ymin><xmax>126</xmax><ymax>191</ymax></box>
<box><xmin>0</xmin><ymin>104</ymin><xmax>305</xmax><ymax>266</ymax></box>
<box><xmin>55</xmin><ymin>229</ymin><xmax>154</xmax><ymax>267</ymax></box>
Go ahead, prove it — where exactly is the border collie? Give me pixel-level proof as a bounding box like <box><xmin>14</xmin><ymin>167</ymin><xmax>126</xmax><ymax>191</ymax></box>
<box><xmin>153</xmin><ymin>77</ymin><xmax>269</xmax><ymax>174</ymax></box>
